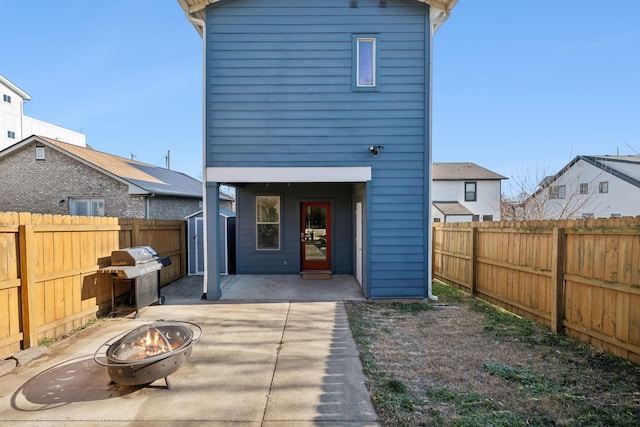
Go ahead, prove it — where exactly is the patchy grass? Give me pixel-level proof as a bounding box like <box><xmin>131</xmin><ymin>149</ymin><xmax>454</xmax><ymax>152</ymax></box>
<box><xmin>345</xmin><ymin>281</ymin><xmax>640</xmax><ymax>426</ymax></box>
<box><xmin>37</xmin><ymin>318</ymin><xmax>100</xmax><ymax>347</ymax></box>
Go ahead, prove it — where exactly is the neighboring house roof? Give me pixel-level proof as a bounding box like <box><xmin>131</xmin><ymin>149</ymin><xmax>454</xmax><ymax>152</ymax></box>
<box><xmin>0</xmin><ymin>74</ymin><xmax>31</xmax><ymax>100</ymax></box>
<box><xmin>177</xmin><ymin>0</ymin><xmax>458</xmax><ymax>34</ymax></box>
<box><xmin>433</xmin><ymin>162</ymin><xmax>507</xmax><ymax>181</ymax></box>
<box><xmin>433</xmin><ymin>201</ymin><xmax>473</xmax><ymax>216</ymax></box>
<box><xmin>219</xmin><ymin>191</ymin><xmax>234</xmax><ymax>202</ymax></box>
<box><xmin>529</xmin><ymin>155</ymin><xmax>640</xmax><ymax>199</ymax></box>
<box><xmin>0</xmin><ymin>135</ymin><xmax>202</xmax><ymax>198</ymax></box>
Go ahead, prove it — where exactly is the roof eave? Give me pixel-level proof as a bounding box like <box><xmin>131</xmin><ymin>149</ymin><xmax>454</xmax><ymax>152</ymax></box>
<box><xmin>0</xmin><ymin>75</ymin><xmax>31</xmax><ymax>100</ymax></box>
<box><xmin>177</xmin><ymin>0</ymin><xmax>458</xmax><ymax>36</ymax></box>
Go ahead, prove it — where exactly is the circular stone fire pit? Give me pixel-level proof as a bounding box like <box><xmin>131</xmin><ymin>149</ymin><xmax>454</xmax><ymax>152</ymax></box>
<box><xmin>94</xmin><ymin>321</ymin><xmax>201</xmax><ymax>389</ymax></box>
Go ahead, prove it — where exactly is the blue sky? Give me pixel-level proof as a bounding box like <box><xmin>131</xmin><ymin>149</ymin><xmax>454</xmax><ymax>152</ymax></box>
<box><xmin>2</xmin><ymin>1</ymin><xmax>639</xmax><ymax>195</ymax></box>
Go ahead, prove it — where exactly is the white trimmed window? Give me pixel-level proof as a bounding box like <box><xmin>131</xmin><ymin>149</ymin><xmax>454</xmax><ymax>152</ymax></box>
<box><xmin>256</xmin><ymin>196</ymin><xmax>280</xmax><ymax>250</ymax></box>
<box><xmin>69</xmin><ymin>198</ymin><xmax>105</xmax><ymax>216</ymax></box>
<box><xmin>7</xmin><ymin>131</ymin><xmax>15</xmax><ymax>139</ymax></box>
<box><xmin>2</xmin><ymin>94</ymin><xmax>10</xmax><ymax>103</ymax></box>
<box><xmin>353</xmin><ymin>35</ymin><xmax>379</xmax><ymax>90</ymax></box>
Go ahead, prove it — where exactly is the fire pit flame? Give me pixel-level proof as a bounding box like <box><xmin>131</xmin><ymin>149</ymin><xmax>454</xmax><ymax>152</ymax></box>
<box><xmin>116</xmin><ymin>328</ymin><xmax>173</xmax><ymax>360</ymax></box>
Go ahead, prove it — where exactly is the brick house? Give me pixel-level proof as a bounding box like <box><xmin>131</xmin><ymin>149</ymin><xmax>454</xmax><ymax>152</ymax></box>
<box><xmin>0</xmin><ymin>135</ymin><xmax>202</xmax><ymax>219</ymax></box>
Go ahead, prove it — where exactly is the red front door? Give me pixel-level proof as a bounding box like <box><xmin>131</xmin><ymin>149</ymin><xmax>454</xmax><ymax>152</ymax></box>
<box><xmin>300</xmin><ymin>202</ymin><xmax>331</xmax><ymax>271</ymax></box>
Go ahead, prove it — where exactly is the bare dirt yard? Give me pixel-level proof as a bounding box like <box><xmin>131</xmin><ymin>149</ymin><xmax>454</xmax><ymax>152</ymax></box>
<box><xmin>345</xmin><ymin>281</ymin><xmax>640</xmax><ymax>427</ymax></box>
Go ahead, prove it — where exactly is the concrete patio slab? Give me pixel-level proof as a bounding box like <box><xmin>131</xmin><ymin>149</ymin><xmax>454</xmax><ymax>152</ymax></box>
<box><xmin>0</xmin><ymin>293</ymin><xmax>378</xmax><ymax>426</ymax></box>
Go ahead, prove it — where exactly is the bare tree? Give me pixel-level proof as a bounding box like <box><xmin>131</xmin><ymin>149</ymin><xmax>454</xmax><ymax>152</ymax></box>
<box><xmin>501</xmin><ymin>160</ymin><xmax>605</xmax><ymax>221</ymax></box>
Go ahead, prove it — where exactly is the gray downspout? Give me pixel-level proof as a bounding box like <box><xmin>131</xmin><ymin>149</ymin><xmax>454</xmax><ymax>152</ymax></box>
<box><xmin>182</xmin><ymin>10</ymin><xmax>209</xmax><ymax>299</ymax></box>
<box><xmin>425</xmin><ymin>7</ymin><xmax>438</xmax><ymax>301</ymax></box>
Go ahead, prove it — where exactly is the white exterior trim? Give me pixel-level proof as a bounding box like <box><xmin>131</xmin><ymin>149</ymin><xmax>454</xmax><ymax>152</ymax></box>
<box><xmin>207</xmin><ymin>166</ymin><xmax>372</xmax><ymax>183</ymax></box>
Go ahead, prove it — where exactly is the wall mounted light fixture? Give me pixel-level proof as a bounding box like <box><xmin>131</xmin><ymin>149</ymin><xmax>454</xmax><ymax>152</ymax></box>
<box><xmin>368</xmin><ymin>145</ymin><xmax>384</xmax><ymax>156</ymax></box>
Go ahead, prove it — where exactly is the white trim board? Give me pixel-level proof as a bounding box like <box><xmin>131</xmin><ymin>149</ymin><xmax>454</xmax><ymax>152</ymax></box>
<box><xmin>206</xmin><ymin>167</ymin><xmax>372</xmax><ymax>183</ymax></box>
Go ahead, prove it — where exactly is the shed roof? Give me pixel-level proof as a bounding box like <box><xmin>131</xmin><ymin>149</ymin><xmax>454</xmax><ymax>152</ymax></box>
<box><xmin>433</xmin><ymin>162</ymin><xmax>507</xmax><ymax>181</ymax></box>
<box><xmin>177</xmin><ymin>0</ymin><xmax>458</xmax><ymax>34</ymax></box>
<box><xmin>0</xmin><ymin>135</ymin><xmax>202</xmax><ymax>198</ymax></box>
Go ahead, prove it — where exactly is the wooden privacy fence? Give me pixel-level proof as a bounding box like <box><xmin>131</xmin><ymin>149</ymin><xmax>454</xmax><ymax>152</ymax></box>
<box><xmin>433</xmin><ymin>216</ymin><xmax>640</xmax><ymax>365</ymax></box>
<box><xmin>0</xmin><ymin>212</ymin><xmax>187</xmax><ymax>360</ymax></box>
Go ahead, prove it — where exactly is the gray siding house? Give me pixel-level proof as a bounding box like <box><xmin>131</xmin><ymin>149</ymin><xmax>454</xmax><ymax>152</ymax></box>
<box><xmin>178</xmin><ymin>0</ymin><xmax>457</xmax><ymax>299</ymax></box>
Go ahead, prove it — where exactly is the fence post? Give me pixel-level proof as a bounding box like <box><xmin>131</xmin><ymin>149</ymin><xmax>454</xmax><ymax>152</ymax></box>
<box><xmin>19</xmin><ymin>224</ymin><xmax>37</xmax><ymax>349</ymax></box>
<box><xmin>470</xmin><ymin>225</ymin><xmax>478</xmax><ymax>297</ymax></box>
<box><xmin>551</xmin><ymin>227</ymin><xmax>566</xmax><ymax>333</ymax></box>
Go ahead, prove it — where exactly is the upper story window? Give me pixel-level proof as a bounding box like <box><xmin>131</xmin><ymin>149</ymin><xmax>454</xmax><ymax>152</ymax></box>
<box><xmin>599</xmin><ymin>181</ymin><xmax>608</xmax><ymax>193</ymax></box>
<box><xmin>549</xmin><ymin>185</ymin><xmax>566</xmax><ymax>199</ymax></box>
<box><xmin>35</xmin><ymin>146</ymin><xmax>45</xmax><ymax>160</ymax></box>
<box><xmin>464</xmin><ymin>182</ymin><xmax>477</xmax><ymax>201</ymax></box>
<box><xmin>353</xmin><ymin>35</ymin><xmax>379</xmax><ymax>91</ymax></box>
<box><xmin>2</xmin><ymin>94</ymin><xmax>11</xmax><ymax>103</ymax></box>
<box><xmin>579</xmin><ymin>183</ymin><xmax>588</xmax><ymax>194</ymax></box>
<box><xmin>69</xmin><ymin>198</ymin><xmax>105</xmax><ymax>216</ymax></box>
<box><xmin>7</xmin><ymin>131</ymin><xmax>15</xmax><ymax>139</ymax></box>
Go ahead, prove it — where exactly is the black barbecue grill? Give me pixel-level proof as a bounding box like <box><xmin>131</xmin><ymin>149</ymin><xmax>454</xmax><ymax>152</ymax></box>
<box><xmin>99</xmin><ymin>246</ymin><xmax>171</xmax><ymax>318</ymax></box>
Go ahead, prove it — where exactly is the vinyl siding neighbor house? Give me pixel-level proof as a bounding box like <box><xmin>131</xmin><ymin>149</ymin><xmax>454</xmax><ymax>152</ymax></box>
<box><xmin>0</xmin><ymin>74</ymin><xmax>86</xmax><ymax>151</ymax></box>
<box><xmin>524</xmin><ymin>155</ymin><xmax>640</xmax><ymax>220</ymax></box>
<box><xmin>432</xmin><ymin>162</ymin><xmax>507</xmax><ymax>222</ymax></box>
<box><xmin>178</xmin><ymin>0</ymin><xmax>458</xmax><ymax>299</ymax></box>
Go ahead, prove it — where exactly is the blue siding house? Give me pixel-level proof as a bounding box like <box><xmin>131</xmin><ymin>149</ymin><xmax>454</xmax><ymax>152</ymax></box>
<box><xmin>178</xmin><ymin>0</ymin><xmax>457</xmax><ymax>299</ymax></box>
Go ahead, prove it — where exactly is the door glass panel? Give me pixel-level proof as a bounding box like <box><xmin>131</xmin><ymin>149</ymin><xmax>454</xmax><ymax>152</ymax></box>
<box><xmin>303</xmin><ymin>206</ymin><xmax>327</xmax><ymax>261</ymax></box>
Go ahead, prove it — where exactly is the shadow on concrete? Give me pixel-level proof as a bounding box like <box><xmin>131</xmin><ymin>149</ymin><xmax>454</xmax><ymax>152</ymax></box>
<box><xmin>11</xmin><ymin>355</ymin><xmax>143</xmax><ymax>411</ymax></box>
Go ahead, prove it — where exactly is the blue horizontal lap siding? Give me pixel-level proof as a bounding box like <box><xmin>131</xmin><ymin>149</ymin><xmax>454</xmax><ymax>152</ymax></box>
<box><xmin>206</xmin><ymin>0</ymin><xmax>429</xmax><ymax>298</ymax></box>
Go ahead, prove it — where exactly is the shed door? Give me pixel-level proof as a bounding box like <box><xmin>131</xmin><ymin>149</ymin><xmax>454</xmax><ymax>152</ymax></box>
<box><xmin>194</xmin><ymin>217</ymin><xmax>204</xmax><ymax>275</ymax></box>
<box><xmin>301</xmin><ymin>202</ymin><xmax>331</xmax><ymax>271</ymax></box>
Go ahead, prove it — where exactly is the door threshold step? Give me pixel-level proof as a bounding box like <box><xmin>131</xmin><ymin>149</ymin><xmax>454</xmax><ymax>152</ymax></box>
<box><xmin>301</xmin><ymin>271</ymin><xmax>332</xmax><ymax>280</ymax></box>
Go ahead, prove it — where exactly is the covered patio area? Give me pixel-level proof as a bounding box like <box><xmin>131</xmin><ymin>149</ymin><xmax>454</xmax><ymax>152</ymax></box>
<box><xmin>161</xmin><ymin>274</ymin><xmax>367</xmax><ymax>304</ymax></box>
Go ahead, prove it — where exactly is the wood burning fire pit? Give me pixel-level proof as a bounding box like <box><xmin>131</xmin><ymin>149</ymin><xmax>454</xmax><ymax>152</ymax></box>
<box><xmin>93</xmin><ymin>321</ymin><xmax>201</xmax><ymax>389</ymax></box>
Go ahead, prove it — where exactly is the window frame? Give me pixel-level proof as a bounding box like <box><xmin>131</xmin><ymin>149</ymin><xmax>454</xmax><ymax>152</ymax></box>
<box><xmin>352</xmin><ymin>34</ymin><xmax>380</xmax><ymax>91</ymax></box>
<box><xmin>69</xmin><ymin>198</ymin><xmax>105</xmax><ymax>216</ymax></box>
<box><xmin>7</xmin><ymin>130</ymin><xmax>15</xmax><ymax>139</ymax></box>
<box><xmin>599</xmin><ymin>181</ymin><xmax>609</xmax><ymax>193</ymax></box>
<box><xmin>2</xmin><ymin>94</ymin><xmax>11</xmax><ymax>103</ymax></box>
<box><xmin>256</xmin><ymin>195</ymin><xmax>281</xmax><ymax>251</ymax></box>
<box><xmin>549</xmin><ymin>185</ymin><xmax>566</xmax><ymax>199</ymax></box>
<box><xmin>579</xmin><ymin>183</ymin><xmax>588</xmax><ymax>194</ymax></box>
<box><xmin>464</xmin><ymin>181</ymin><xmax>477</xmax><ymax>202</ymax></box>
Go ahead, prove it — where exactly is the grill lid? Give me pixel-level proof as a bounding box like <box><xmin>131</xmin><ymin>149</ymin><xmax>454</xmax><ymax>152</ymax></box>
<box><xmin>111</xmin><ymin>246</ymin><xmax>159</xmax><ymax>266</ymax></box>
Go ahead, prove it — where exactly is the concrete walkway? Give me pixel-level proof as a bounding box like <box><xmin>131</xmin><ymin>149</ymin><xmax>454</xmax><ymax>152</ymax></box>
<box><xmin>0</xmin><ymin>276</ymin><xmax>378</xmax><ymax>426</ymax></box>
